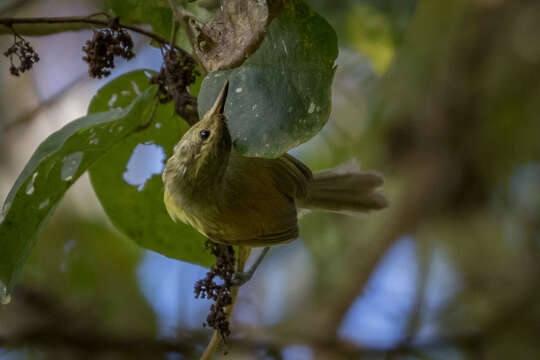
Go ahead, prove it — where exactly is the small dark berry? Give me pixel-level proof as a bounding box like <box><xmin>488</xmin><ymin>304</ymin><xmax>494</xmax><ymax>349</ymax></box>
<box><xmin>3</xmin><ymin>34</ymin><xmax>40</xmax><ymax>76</ymax></box>
<box><xmin>193</xmin><ymin>241</ymin><xmax>235</xmax><ymax>341</ymax></box>
<box><xmin>82</xmin><ymin>26</ymin><xmax>135</xmax><ymax>79</ymax></box>
<box><xmin>150</xmin><ymin>47</ymin><xmax>200</xmax><ymax>124</ymax></box>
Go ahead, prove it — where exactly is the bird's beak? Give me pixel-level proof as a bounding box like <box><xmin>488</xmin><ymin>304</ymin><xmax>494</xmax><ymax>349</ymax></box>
<box><xmin>208</xmin><ymin>80</ymin><xmax>229</xmax><ymax>118</ymax></box>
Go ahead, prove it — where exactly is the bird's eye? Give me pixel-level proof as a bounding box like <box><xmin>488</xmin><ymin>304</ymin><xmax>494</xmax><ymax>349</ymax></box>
<box><xmin>199</xmin><ymin>130</ymin><xmax>211</xmax><ymax>140</ymax></box>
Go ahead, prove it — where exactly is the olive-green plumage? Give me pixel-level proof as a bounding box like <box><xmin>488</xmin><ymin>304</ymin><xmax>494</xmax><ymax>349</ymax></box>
<box><xmin>162</xmin><ymin>81</ymin><xmax>387</xmax><ymax>247</ymax></box>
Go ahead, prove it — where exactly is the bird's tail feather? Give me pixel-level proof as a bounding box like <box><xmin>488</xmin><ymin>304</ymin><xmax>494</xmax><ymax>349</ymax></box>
<box><xmin>298</xmin><ymin>159</ymin><xmax>388</xmax><ymax>213</ymax></box>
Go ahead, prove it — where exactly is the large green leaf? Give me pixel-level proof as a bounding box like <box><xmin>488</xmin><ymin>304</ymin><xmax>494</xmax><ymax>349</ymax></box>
<box><xmin>197</xmin><ymin>0</ymin><xmax>338</xmax><ymax>157</ymax></box>
<box><xmin>88</xmin><ymin>70</ymin><xmax>212</xmax><ymax>269</ymax></box>
<box><xmin>0</xmin><ymin>86</ymin><xmax>158</xmax><ymax>297</ymax></box>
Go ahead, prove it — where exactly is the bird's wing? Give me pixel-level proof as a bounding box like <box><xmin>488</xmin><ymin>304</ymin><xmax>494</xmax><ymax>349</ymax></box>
<box><xmin>264</xmin><ymin>153</ymin><xmax>313</xmax><ymax>200</ymax></box>
<box><xmin>214</xmin><ymin>152</ymin><xmax>312</xmax><ymax>246</ymax></box>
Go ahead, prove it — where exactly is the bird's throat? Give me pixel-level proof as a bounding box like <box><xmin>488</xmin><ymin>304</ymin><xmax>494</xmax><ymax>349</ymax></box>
<box><xmin>169</xmin><ymin>149</ymin><xmax>229</xmax><ymax>200</ymax></box>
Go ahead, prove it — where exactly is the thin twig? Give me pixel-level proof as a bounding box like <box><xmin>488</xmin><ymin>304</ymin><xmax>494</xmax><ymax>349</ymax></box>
<box><xmin>0</xmin><ymin>329</ymin><xmax>201</xmax><ymax>356</ymax></box>
<box><xmin>167</xmin><ymin>0</ymin><xmax>179</xmax><ymax>47</ymax></box>
<box><xmin>325</xmin><ymin>156</ymin><xmax>454</xmax><ymax>334</ymax></box>
<box><xmin>173</xmin><ymin>4</ymin><xmax>207</xmax><ymax>75</ymax></box>
<box><xmin>0</xmin><ymin>16</ymin><xmax>194</xmax><ymax>62</ymax></box>
<box><xmin>200</xmin><ymin>246</ymin><xmax>251</xmax><ymax>360</ymax></box>
<box><xmin>0</xmin><ymin>34</ymin><xmax>152</xmax><ymax>135</ymax></box>
<box><xmin>387</xmin><ymin>239</ymin><xmax>432</xmax><ymax>359</ymax></box>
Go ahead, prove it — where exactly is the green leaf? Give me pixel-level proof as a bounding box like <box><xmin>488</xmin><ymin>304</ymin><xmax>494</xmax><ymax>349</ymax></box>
<box><xmin>106</xmin><ymin>0</ymin><xmax>213</xmax><ymax>47</ymax></box>
<box><xmin>88</xmin><ymin>70</ymin><xmax>213</xmax><ymax>269</ymax></box>
<box><xmin>197</xmin><ymin>0</ymin><xmax>338</xmax><ymax>158</ymax></box>
<box><xmin>0</xmin><ymin>86</ymin><xmax>158</xmax><ymax>296</ymax></box>
<box><xmin>107</xmin><ymin>0</ymin><xmax>173</xmax><ymax>39</ymax></box>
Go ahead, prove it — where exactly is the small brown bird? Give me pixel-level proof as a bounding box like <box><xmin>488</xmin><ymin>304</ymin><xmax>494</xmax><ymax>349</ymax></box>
<box><xmin>163</xmin><ymin>81</ymin><xmax>387</xmax><ymax>280</ymax></box>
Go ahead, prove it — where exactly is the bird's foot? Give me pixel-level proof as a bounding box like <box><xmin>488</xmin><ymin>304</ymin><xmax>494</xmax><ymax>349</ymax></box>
<box><xmin>230</xmin><ymin>247</ymin><xmax>270</xmax><ymax>288</ymax></box>
<box><xmin>231</xmin><ymin>271</ymin><xmax>253</xmax><ymax>287</ymax></box>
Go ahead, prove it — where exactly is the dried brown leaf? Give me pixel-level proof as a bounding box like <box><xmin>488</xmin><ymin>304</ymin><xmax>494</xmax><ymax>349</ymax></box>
<box><xmin>188</xmin><ymin>0</ymin><xmax>285</xmax><ymax>72</ymax></box>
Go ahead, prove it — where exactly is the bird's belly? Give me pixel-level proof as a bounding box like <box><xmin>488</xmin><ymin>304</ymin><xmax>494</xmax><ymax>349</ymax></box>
<box><xmin>165</xmin><ymin>183</ymin><xmax>299</xmax><ymax>246</ymax></box>
<box><xmin>165</xmin><ymin>190</ymin><xmax>233</xmax><ymax>241</ymax></box>
<box><xmin>184</xmin><ymin>205</ymin><xmax>253</xmax><ymax>244</ymax></box>
<box><xmin>194</xmin><ymin>197</ymin><xmax>299</xmax><ymax>246</ymax></box>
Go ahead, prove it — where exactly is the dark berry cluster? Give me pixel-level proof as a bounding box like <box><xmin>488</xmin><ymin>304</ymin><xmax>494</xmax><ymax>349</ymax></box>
<box><xmin>82</xmin><ymin>24</ymin><xmax>134</xmax><ymax>79</ymax></box>
<box><xmin>150</xmin><ymin>47</ymin><xmax>199</xmax><ymax>125</ymax></box>
<box><xmin>194</xmin><ymin>241</ymin><xmax>236</xmax><ymax>341</ymax></box>
<box><xmin>3</xmin><ymin>34</ymin><xmax>40</xmax><ymax>76</ymax></box>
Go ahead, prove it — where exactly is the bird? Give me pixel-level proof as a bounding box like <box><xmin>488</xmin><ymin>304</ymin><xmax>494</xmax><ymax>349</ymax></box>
<box><xmin>162</xmin><ymin>80</ymin><xmax>387</xmax><ymax>283</ymax></box>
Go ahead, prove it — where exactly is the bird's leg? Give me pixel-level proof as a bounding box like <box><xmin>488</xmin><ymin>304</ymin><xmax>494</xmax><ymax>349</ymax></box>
<box><xmin>231</xmin><ymin>247</ymin><xmax>270</xmax><ymax>287</ymax></box>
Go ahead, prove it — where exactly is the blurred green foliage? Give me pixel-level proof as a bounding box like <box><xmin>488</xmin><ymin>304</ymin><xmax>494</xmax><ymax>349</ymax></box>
<box><xmin>23</xmin><ymin>211</ymin><xmax>157</xmax><ymax>337</ymax></box>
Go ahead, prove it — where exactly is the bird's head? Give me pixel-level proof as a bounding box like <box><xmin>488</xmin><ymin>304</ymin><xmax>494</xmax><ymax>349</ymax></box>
<box><xmin>164</xmin><ymin>80</ymin><xmax>232</xmax><ymax>186</ymax></box>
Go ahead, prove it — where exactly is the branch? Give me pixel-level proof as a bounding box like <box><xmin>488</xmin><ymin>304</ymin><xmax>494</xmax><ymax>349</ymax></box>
<box><xmin>167</xmin><ymin>0</ymin><xmax>179</xmax><ymax>48</ymax></box>
<box><xmin>228</xmin><ymin>323</ymin><xmax>484</xmax><ymax>358</ymax></box>
<box><xmin>325</xmin><ymin>155</ymin><xmax>455</xmax><ymax>334</ymax></box>
<box><xmin>0</xmin><ymin>328</ymin><xmax>202</xmax><ymax>356</ymax></box>
<box><xmin>200</xmin><ymin>246</ymin><xmax>251</xmax><ymax>360</ymax></box>
<box><xmin>0</xmin><ymin>33</ymin><xmax>151</xmax><ymax>135</ymax></box>
<box><xmin>167</xmin><ymin>1</ymin><xmax>207</xmax><ymax>76</ymax></box>
<box><xmin>0</xmin><ymin>15</ymin><xmax>194</xmax><ymax>62</ymax></box>
<box><xmin>2</xmin><ymin>286</ymin><xmax>206</xmax><ymax>356</ymax></box>
<box><xmin>387</xmin><ymin>239</ymin><xmax>432</xmax><ymax>359</ymax></box>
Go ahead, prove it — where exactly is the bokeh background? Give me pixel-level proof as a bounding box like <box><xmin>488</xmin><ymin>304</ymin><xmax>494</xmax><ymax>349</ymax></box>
<box><xmin>1</xmin><ymin>0</ymin><xmax>540</xmax><ymax>359</ymax></box>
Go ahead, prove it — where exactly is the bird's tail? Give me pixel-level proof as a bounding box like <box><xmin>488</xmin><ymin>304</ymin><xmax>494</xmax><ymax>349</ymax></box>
<box><xmin>298</xmin><ymin>159</ymin><xmax>388</xmax><ymax>214</ymax></box>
